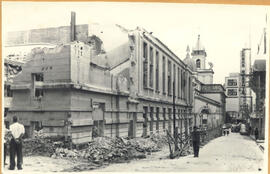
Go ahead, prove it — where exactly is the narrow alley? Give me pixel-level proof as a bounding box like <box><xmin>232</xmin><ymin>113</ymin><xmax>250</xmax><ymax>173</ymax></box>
<box><xmin>94</xmin><ymin>133</ymin><xmax>264</xmax><ymax>172</ymax></box>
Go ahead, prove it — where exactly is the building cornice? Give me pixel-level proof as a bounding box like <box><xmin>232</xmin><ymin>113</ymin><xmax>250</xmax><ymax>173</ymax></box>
<box><xmin>137</xmin><ymin>95</ymin><xmax>191</xmax><ymax>107</ymax></box>
<box><xmin>195</xmin><ymin>93</ymin><xmax>221</xmax><ymax>107</ymax></box>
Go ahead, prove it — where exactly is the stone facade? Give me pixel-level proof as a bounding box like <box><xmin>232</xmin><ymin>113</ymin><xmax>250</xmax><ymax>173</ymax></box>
<box><xmin>7</xmin><ymin>25</ymin><xmax>194</xmax><ymax>144</ymax></box>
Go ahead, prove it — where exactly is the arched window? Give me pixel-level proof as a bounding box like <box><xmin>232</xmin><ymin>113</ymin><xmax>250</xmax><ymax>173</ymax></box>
<box><xmin>196</xmin><ymin>59</ymin><xmax>201</xmax><ymax>68</ymax></box>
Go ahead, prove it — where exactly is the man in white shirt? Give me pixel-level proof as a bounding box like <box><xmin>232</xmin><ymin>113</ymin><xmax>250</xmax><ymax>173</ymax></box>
<box><xmin>9</xmin><ymin>116</ymin><xmax>25</xmax><ymax>170</ymax></box>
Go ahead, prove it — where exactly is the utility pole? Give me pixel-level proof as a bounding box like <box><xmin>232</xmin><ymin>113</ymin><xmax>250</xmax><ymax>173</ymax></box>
<box><xmin>173</xmin><ymin>81</ymin><xmax>177</xmax><ymax>151</ymax></box>
<box><xmin>258</xmin><ymin>75</ymin><xmax>261</xmax><ymax>138</ymax></box>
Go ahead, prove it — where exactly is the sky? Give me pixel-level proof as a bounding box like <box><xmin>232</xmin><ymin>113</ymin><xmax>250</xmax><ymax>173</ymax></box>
<box><xmin>2</xmin><ymin>2</ymin><xmax>269</xmax><ymax>84</ymax></box>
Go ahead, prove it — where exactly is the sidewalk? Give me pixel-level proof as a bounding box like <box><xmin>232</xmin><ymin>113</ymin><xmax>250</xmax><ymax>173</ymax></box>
<box><xmin>250</xmin><ymin>135</ymin><xmax>264</xmax><ymax>152</ymax></box>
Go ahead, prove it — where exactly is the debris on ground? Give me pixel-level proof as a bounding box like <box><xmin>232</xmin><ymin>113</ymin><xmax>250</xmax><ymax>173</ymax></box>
<box><xmin>150</xmin><ymin>133</ymin><xmax>168</xmax><ymax>148</ymax></box>
<box><xmin>52</xmin><ymin>136</ymin><xmax>152</xmax><ymax>163</ymax></box>
<box><xmin>181</xmin><ymin>145</ymin><xmax>193</xmax><ymax>156</ymax></box>
<box><xmin>51</xmin><ymin>134</ymin><xmax>168</xmax><ymax>165</ymax></box>
<box><xmin>23</xmin><ymin>136</ymin><xmax>65</xmax><ymax>157</ymax></box>
<box><xmin>33</xmin><ymin>129</ymin><xmax>45</xmax><ymax>138</ymax></box>
<box><xmin>58</xmin><ymin>134</ymin><xmax>168</xmax><ymax>172</ymax></box>
<box><xmin>22</xmin><ymin>133</ymin><xmax>169</xmax><ymax>171</ymax></box>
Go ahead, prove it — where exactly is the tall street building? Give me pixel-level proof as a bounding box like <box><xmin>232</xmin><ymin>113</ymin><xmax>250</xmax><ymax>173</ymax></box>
<box><xmin>239</xmin><ymin>48</ymin><xmax>253</xmax><ymax>122</ymax></box>
<box><xmin>225</xmin><ymin>73</ymin><xmax>241</xmax><ymax>122</ymax></box>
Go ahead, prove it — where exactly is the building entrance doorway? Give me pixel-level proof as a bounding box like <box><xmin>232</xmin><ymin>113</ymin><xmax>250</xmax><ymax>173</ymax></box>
<box><xmin>200</xmin><ymin>108</ymin><xmax>210</xmax><ymax>129</ymax></box>
<box><xmin>92</xmin><ymin>103</ymin><xmax>105</xmax><ymax>137</ymax></box>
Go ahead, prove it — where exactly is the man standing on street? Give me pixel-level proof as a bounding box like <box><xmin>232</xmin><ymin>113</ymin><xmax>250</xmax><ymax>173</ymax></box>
<box><xmin>9</xmin><ymin>116</ymin><xmax>25</xmax><ymax>170</ymax></box>
<box><xmin>192</xmin><ymin>126</ymin><xmax>200</xmax><ymax>157</ymax></box>
<box><xmin>254</xmin><ymin>127</ymin><xmax>259</xmax><ymax>140</ymax></box>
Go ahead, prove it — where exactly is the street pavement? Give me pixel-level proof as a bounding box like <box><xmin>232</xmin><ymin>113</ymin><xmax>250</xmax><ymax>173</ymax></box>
<box><xmin>250</xmin><ymin>134</ymin><xmax>265</xmax><ymax>152</ymax></box>
<box><xmin>3</xmin><ymin>132</ymin><xmax>264</xmax><ymax>173</ymax></box>
<box><xmin>95</xmin><ymin>132</ymin><xmax>264</xmax><ymax>172</ymax></box>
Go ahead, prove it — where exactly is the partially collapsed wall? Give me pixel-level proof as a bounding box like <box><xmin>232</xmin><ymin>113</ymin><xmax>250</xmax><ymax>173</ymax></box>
<box><xmin>7</xmin><ymin>23</ymin><xmax>197</xmax><ymax>144</ymax></box>
<box><xmin>8</xmin><ymin>38</ymin><xmax>133</xmax><ymax>144</ymax></box>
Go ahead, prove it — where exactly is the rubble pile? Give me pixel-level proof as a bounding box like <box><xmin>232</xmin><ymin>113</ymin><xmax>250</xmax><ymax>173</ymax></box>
<box><xmin>128</xmin><ymin>138</ymin><xmax>160</xmax><ymax>152</ymax></box>
<box><xmin>84</xmin><ymin>137</ymin><xmax>146</xmax><ymax>163</ymax></box>
<box><xmin>51</xmin><ymin>148</ymin><xmax>80</xmax><ymax>160</ymax></box>
<box><xmin>33</xmin><ymin>129</ymin><xmax>46</xmax><ymax>138</ymax></box>
<box><xmin>52</xmin><ymin>136</ymin><xmax>167</xmax><ymax>164</ymax></box>
<box><xmin>23</xmin><ymin>138</ymin><xmax>55</xmax><ymax>156</ymax></box>
<box><xmin>23</xmin><ymin>136</ymin><xmax>65</xmax><ymax>157</ymax></box>
<box><xmin>52</xmin><ymin>137</ymin><xmax>147</xmax><ymax>163</ymax></box>
<box><xmin>150</xmin><ymin>133</ymin><xmax>168</xmax><ymax>148</ymax></box>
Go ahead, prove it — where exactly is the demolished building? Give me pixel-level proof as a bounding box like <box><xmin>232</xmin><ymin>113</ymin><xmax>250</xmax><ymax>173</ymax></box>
<box><xmin>6</xmin><ymin>13</ymin><xmax>225</xmax><ymax>144</ymax></box>
<box><xmin>7</xmin><ymin>23</ymin><xmax>195</xmax><ymax>144</ymax></box>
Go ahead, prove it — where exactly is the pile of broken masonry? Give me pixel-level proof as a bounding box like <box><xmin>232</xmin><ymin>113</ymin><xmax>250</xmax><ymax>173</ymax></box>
<box><xmin>22</xmin><ymin>132</ymin><xmax>169</xmax><ymax>164</ymax></box>
<box><xmin>51</xmin><ymin>135</ymin><xmax>167</xmax><ymax>164</ymax></box>
<box><xmin>23</xmin><ymin>131</ymin><xmax>193</xmax><ymax>168</ymax></box>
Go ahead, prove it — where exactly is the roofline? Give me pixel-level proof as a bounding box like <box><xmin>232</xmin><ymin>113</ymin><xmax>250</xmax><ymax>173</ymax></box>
<box><xmin>138</xmin><ymin>27</ymin><xmax>187</xmax><ymax>69</ymax></box>
<box><xmin>195</xmin><ymin>94</ymin><xmax>221</xmax><ymax>107</ymax></box>
<box><xmin>201</xmin><ymin>83</ymin><xmax>226</xmax><ymax>91</ymax></box>
<box><xmin>7</xmin><ymin>24</ymin><xmax>88</xmax><ymax>34</ymax></box>
<box><xmin>4</xmin><ymin>59</ymin><xmax>25</xmax><ymax>66</ymax></box>
<box><xmin>5</xmin><ymin>43</ymin><xmax>57</xmax><ymax>47</ymax></box>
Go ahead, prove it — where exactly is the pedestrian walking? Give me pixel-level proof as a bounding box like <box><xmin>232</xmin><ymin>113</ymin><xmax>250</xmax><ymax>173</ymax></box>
<box><xmin>248</xmin><ymin>126</ymin><xmax>252</xmax><ymax>136</ymax></box>
<box><xmin>226</xmin><ymin>129</ymin><xmax>229</xmax><ymax>136</ymax></box>
<box><xmin>222</xmin><ymin>124</ymin><xmax>226</xmax><ymax>136</ymax></box>
<box><xmin>254</xmin><ymin>127</ymin><xmax>259</xmax><ymax>140</ymax></box>
<box><xmin>192</xmin><ymin>126</ymin><xmax>200</xmax><ymax>157</ymax></box>
<box><xmin>9</xmin><ymin>116</ymin><xmax>25</xmax><ymax>170</ymax></box>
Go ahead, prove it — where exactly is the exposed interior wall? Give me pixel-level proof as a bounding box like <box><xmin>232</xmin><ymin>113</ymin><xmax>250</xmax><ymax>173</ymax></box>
<box><xmin>13</xmin><ymin>45</ymin><xmax>72</xmax><ymax>84</ymax></box>
<box><xmin>70</xmin><ymin>42</ymin><xmax>91</xmax><ymax>84</ymax></box>
<box><xmin>6</xmin><ymin>25</ymin><xmax>89</xmax><ymax>45</ymax></box>
<box><xmin>88</xmin><ymin>66</ymin><xmax>112</xmax><ymax>89</ymax></box>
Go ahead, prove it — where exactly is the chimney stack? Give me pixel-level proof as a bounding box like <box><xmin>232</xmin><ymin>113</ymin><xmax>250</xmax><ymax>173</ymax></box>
<box><xmin>71</xmin><ymin>11</ymin><xmax>76</xmax><ymax>42</ymax></box>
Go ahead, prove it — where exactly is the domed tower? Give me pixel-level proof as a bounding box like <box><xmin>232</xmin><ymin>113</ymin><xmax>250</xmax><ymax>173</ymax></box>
<box><xmin>191</xmin><ymin>35</ymin><xmax>214</xmax><ymax>84</ymax></box>
<box><xmin>183</xmin><ymin>45</ymin><xmax>196</xmax><ymax>71</ymax></box>
<box><xmin>191</xmin><ymin>35</ymin><xmax>207</xmax><ymax>70</ymax></box>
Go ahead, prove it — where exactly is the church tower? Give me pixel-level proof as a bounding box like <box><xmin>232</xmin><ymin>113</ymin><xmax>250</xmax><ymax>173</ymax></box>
<box><xmin>191</xmin><ymin>35</ymin><xmax>214</xmax><ymax>84</ymax></box>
